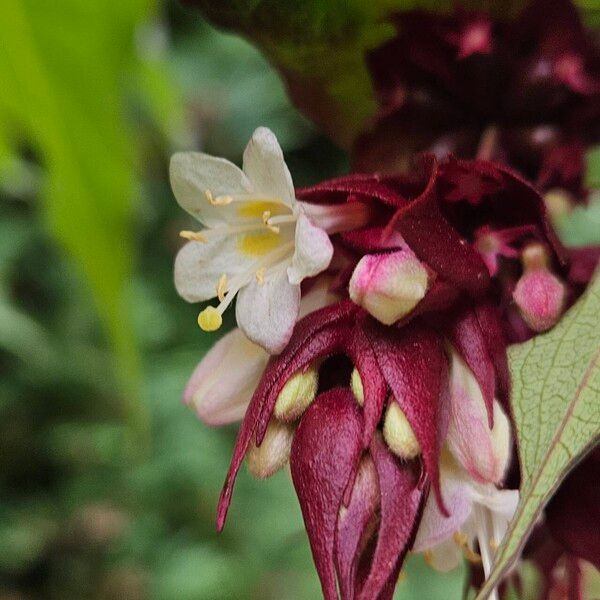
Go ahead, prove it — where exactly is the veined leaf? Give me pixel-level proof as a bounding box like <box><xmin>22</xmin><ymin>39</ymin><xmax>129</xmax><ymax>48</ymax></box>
<box><xmin>477</xmin><ymin>273</ymin><xmax>600</xmax><ymax>599</ymax></box>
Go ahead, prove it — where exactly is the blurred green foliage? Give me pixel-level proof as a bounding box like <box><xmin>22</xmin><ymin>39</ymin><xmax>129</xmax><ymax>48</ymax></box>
<box><xmin>0</xmin><ymin>1</ymin><xmax>598</xmax><ymax>599</ymax></box>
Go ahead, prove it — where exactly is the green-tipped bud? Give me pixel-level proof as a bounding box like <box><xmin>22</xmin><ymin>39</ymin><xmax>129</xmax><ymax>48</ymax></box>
<box><xmin>274</xmin><ymin>365</ymin><xmax>318</xmax><ymax>421</ymax></box>
<box><xmin>383</xmin><ymin>402</ymin><xmax>421</xmax><ymax>460</ymax></box>
<box><xmin>246</xmin><ymin>419</ymin><xmax>294</xmax><ymax>479</ymax></box>
<box><xmin>350</xmin><ymin>368</ymin><xmax>364</xmax><ymax>407</ymax></box>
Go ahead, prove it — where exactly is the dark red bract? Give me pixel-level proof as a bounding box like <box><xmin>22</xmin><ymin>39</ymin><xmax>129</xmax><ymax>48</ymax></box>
<box><xmin>356</xmin><ymin>0</ymin><xmax>600</xmax><ymax>198</ymax></box>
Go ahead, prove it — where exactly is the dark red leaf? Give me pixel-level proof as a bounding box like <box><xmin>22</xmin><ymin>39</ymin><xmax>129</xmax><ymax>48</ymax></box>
<box><xmin>364</xmin><ymin>321</ymin><xmax>449</xmax><ymax>514</ymax></box>
<box><xmin>291</xmin><ymin>389</ymin><xmax>364</xmax><ymax>600</ymax></box>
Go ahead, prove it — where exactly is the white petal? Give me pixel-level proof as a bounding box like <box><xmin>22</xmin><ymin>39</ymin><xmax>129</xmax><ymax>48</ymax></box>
<box><xmin>298</xmin><ymin>276</ymin><xmax>338</xmax><ymax>318</ymax></box>
<box><xmin>242</xmin><ymin>127</ymin><xmax>295</xmax><ymax>206</ymax></box>
<box><xmin>446</xmin><ymin>351</ymin><xmax>512</xmax><ymax>484</ymax></box>
<box><xmin>235</xmin><ymin>270</ymin><xmax>301</xmax><ymax>354</ymax></box>
<box><xmin>183</xmin><ymin>328</ymin><xmax>268</xmax><ymax>425</ymax></box>
<box><xmin>287</xmin><ymin>214</ymin><xmax>333</xmax><ymax>285</ymax></box>
<box><xmin>413</xmin><ymin>461</ymin><xmax>474</xmax><ymax>552</ymax></box>
<box><xmin>170</xmin><ymin>152</ymin><xmax>252</xmax><ymax>227</ymax></box>
<box><xmin>174</xmin><ymin>239</ymin><xmax>253</xmax><ymax>302</ymax></box>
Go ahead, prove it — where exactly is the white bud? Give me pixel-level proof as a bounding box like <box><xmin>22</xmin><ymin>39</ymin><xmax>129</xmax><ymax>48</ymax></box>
<box><xmin>349</xmin><ymin>250</ymin><xmax>429</xmax><ymax>325</ymax></box>
<box><xmin>274</xmin><ymin>365</ymin><xmax>318</xmax><ymax>421</ymax></box>
<box><xmin>383</xmin><ymin>402</ymin><xmax>421</xmax><ymax>460</ymax></box>
<box><xmin>246</xmin><ymin>419</ymin><xmax>294</xmax><ymax>479</ymax></box>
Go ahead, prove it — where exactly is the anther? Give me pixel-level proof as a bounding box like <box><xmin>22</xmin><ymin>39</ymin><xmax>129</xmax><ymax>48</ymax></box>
<box><xmin>217</xmin><ymin>274</ymin><xmax>228</xmax><ymax>302</ymax></box>
<box><xmin>180</xmin><ymin>230</ymin><xmax>207</xmax><ymax>242</ymax></box>
<box><xmin>212</xmin><ymin>194</ymin><xmax>233</xmax><ymax>205</ymax></box>
<box><xmin>197</xmin><ymin>306</ymin><xmax>223</xmax><ymax>332</ymax></box>
<box><xmin>255</xmin><ymin>268</ymin><xmax>266</xmax><ymax>285</ymax></box>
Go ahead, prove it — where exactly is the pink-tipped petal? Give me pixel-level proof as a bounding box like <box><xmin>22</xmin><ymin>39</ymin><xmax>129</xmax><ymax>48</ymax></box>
<box><xmin>291</xmin><ymin>389</ymin><xmax>364</xmax><ymax>600</ymax></box>
<box><xmin>445</xmin><ymin>306</ymin><xmax>496</xmax><ymax>427</ymax></box>
<box><xmin>183</xmin><ymin>328</ymin><xmax>268</xmax><ymax>426</ymax></box>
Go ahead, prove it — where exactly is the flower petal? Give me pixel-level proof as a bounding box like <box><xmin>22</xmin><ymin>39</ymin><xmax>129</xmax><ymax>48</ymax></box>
<box><xmin>242</xmin><ymin>127</ymin><xmax>295</xmax><ymax>206</ymax></box>
<box><xmin>287</xmin><ymin>214</ymin><xmax>334</xmax><ymax>285</ymax></box>
<box><xmin>291</xmin><ymin>389</ymin><xmax>364</xmax><ymax>600</ymax></box>
<box><xmin>170</xmin><ymin>152</ymin><xmax>251</xmax><ymax>226</ymax></box>
<box><xmin>413</xmin><ymin>461</ymin><xmax>474</xmax><ymax>552</ymax></box>
<box><xmin>174</xmin><ymin>239</ymin><xmax>253</xmax><ymax>302</ymax></box>
<box><xmin>446</xmin><ymin>352</ymin><xmax>512</xmax><ymax>484</ymax></box>
<box><xmin>183</xmin><ymin>328</ymin><xmax>268</xmax><ymax>426</ymax></box>
<box><xmin>235</xmin><ymin>270</ymin><xmax>301</xmax><ymax>354</ymax></box>
<box><xmin>359</xmin><ymin>435</ymin><xmax>424</xmax><ymax>600</ymax></box>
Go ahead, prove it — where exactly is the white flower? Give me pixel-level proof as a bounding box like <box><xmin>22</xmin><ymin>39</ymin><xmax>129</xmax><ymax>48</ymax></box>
<box><xmin>184</xmin><ymin>278</ymin><xmax>338</xmax><ymax>426</ymax></box>
<box><xmin>413</xmin><ymin>454</ymin><xmax>519</xmax><ymax>600</ymax></box>
<box><xmin>171</xmin><ymin>127</ymin><xmax>334</xmax><ymax>354</ymax></box>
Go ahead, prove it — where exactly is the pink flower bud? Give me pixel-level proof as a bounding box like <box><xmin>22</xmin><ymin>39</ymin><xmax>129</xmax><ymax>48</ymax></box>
<box><xmin>447</xmin><ymin>351</ymin><xmax>511</xmax><ymax>485</ymax></box>
<box><xmin>513</xmin><ymin>244</ymin><xmax>566</xmax><ymax>332</ymax></box>
<box><xmin>349</xmin><ymin>250</ymin><xmax>429</xmax><ymax>325</ymax></box>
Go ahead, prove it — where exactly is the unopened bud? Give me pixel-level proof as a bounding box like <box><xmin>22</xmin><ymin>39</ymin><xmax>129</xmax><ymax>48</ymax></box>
<box><xmin>350</xmin><ymin>368</ymin><xmax>364</xmax><ymax>407</ymax></box>
<box><xmin>274</xmin><ymin>365</ymin><xmax>318</xmax><ymax>421</ymax></box>
<box><xmin>447</xmin><ymin>351</ymin><xmax>512</xmax><ymax>483</ymax></box>
<box><xmin>349</xmin><ymin>251</ymin><xmax>428</xmax><ymax>325</ymax></box>
<box><xmin>383</xmin><ymin>402</ymin><xmax>421</xmax><ymax>460</ymax></box>
<box><xmin>513</xmin><ymin>244</ymin><xmax>565</xmax><ymax>332</ymax></box>
<box><xmin>246</xmin><ymin>419</ymin><xmax>294</xmax><ymax>479</ymax></box>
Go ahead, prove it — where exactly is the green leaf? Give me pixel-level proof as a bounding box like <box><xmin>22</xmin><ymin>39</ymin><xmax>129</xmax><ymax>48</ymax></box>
<box><xmin>477</xmin><ymin>273</ymin><xmax>600</xmax><ymax>599</ymax></box>
<box><xmin>0</xmin><ymin>0</ymin><xmax>154</xmax><ymax>443</ymax></box>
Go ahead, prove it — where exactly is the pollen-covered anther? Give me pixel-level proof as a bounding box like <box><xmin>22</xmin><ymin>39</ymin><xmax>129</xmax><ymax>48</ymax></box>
<box><xmin>513</xmin><ymin>242</ymin><xmax>566</xmax><ymax>332</ymax></box>
<box><xmin>274</xmin><ymin>365</ymin><xmax>318</xmax><ymax>422</ymax></box>
<box><xmin>246</xmin><ymin>418</ymin><xmax>294</xmax><ymax>479</ymax></box>
<box><xmin>197</xmin><ymin>306</ymin><xmax>223</xmax><ymax>332</ymax></box>
<box><xmin>255</xmin><ymin>268</ymin><xmax>266</xmax><ymax>285</ymax></box>
<box><xmin>179</xmin><ymin>230</ymin><xmax>207</xmax><ymax>242</ymax></box>
<box><xmin>216</xmin><ymin>274</ymin><xmax>228</xmax><ymax>302</ymax></box>
<box><xmin>383</xmin><ymin>401</ymin><xmax>421</xmax><ymax>460</ymax></box>
<box><xmin>350</xmin><ymin>368</ymin><xmax>364</xmax><ymax>407</ymax></box>
<box><xmin>209</xmin><ymin>191</ymin><xmax>233</xmax><ymax>205</ymax></box>
<box><xmin>349</xmin><ymin>250</ymin><xmax>429</xmax><ymax>325</ymax></box>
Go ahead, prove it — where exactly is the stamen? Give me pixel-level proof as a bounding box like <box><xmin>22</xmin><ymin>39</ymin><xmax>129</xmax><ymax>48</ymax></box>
<box><xmin>255</xmin><ymin>268</ymin><xmax>266</xmax><ymax>285</ymax></box>
<box><xmin>205</xmin><ymin>189</ymin><xmax>214</xmax><ymax>203</ymax></box>
<box><xmin>180</xmin><ymin>230</ymin><xmax>207</xmax><ymax>242</ymax></box>
<box><xmin>423</xmin><ymin>551</ymin><xmax>434</xmax><ymax>567</ymax></box>
<box><xmin>213</xmin><ymin>194</ymin><xmax>233</xmax><ymax>205</ymax></box>
<box><xmin>217</xmin><ymin>274</ymin><xmax>228</xmax><ymax>302</ymax></box>
<box><xmin>197</xmin><ymin>306</ymin><xmax>223</xmax><ymax>332</ymax></box>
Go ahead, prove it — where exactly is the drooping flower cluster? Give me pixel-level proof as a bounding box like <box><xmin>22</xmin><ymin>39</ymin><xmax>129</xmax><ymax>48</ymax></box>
<box><xmin>356</xmin><ymin>0</ymin><xmax>600</xmax><ymax>207</ymax></box>
<box><xmin>171</xmin><ymin>124</ymin><xmax>598</xmax><ymax>598</ymax></box>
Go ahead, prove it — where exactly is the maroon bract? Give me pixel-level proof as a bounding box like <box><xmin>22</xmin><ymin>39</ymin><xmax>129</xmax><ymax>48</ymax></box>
<box><xmin>357</xmin><ymin>0</ymin><xmax>600</xmax><ymax>199</ymax></box>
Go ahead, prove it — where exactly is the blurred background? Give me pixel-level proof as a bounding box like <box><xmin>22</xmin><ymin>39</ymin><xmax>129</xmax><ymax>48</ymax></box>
<box><xmin>0</xmin><ymin>1</ymin><xmax>598</xmax><ymax>599</ymax></box>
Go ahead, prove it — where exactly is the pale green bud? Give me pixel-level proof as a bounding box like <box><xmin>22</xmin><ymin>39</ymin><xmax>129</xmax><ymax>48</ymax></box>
<box><xmin>383</xmin><ymin>402</ymin><xmax>421</xmax><ymax>460</ymax></box>
<box><xmin>246</xmin><ymin>419</ymin><xmax>294</xmax><ymax>479</ymax></box>
<box><xmin>274</xmin><ymin>365</ymin><xmax>318</xmax><ymax>422</ymax></box>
